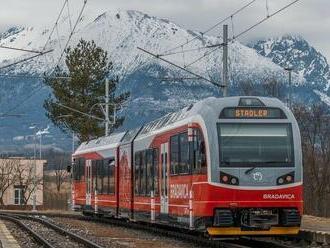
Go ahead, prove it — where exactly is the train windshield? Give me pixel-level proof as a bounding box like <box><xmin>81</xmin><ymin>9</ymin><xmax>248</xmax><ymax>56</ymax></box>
<box><xmin>218</xmin><ymin>123</ymin><xmax>294</xmax><ymax>167</ymax></box>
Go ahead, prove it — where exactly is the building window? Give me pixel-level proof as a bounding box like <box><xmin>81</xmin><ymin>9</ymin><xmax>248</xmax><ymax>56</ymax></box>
<box><xmin>134</xmin><ymin>148</ymin><xmax>159</xmax><ymax>196</ymax></box>
<box><xmin>14</xmin><ymin>186</ymin><xmax>24</xmax><ymax>205</ymax></box>
<box><xmin>170</xmin><ymin>132</ymin><xmax>190</xmax><ymax>175</ymax></box>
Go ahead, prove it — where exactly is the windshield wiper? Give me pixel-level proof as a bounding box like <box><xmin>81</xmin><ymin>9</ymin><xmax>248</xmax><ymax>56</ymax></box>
<box><xmin>245</xmin><ymin>166</ymin><xmax>257</xmax><ymax>175</ymax></box>
<box><xmin>220</xmin><ymin>161</ymin><xmax>231</xmax><ymax>166</ymax></box>
<box><xmin>264</xmin><ymin>161</ymin><xmax>283</xmax><ymax>164</ymax></box>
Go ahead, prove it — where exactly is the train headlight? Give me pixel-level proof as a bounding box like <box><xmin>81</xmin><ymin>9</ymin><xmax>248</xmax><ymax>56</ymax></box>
<box><xmin>220</xmin><ymin>172</ymin><xmax>239</xmax><ymax>185</ymax></box>
<box><xmin>222</xmin><ymin>175</ymin><xmax>229</xmax><ymax>183</ymax></box>
<box><xmin>286</xmin><ymin>175</ymin><xmax>293</xmax><ymax>182</ymax></box>
<box><xmin>230</xmin><ymin>177</ymin><xmax>237</xmax><ymax>185</ymax></box>
<box><xmin>277</xmin><ymin>172</ymin><xmax>295</xmax><ymax>185</ymax></box>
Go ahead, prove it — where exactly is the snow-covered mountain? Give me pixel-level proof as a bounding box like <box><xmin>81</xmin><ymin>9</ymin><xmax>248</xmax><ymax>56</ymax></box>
<box><xmin>249</xmin><ymin>35</ymin><xmax>330</xmax><ymax>93</ymax></box>
<box><xmin>0</xmin><ymin>10</ymin><xmax>328</xmax><ymax>152</ymax></box>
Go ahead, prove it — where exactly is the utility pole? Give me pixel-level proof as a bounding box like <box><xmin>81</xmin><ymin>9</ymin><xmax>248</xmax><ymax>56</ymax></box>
<box><xmin>39</xmin><ymin>134</ymin><xmax>42</xmax><ymax>159</ymax></box>
<box><xmin>285</xmin><ymin>67</ymin><xmax>293</xmax><ymax>108</ymax></box>
<box><xmin>33</xmin><ymin>134</ymin><xmax>37</xmax><ymax>212</ymax></box>
<box><xmin>105</xmin><ymin>78</ymin><xmax>110</xmax><ymax>136</ymax></box>
<box><xmin>222</xmin><ymin>24</ymin><xmax>228</xmax><ymax>97</ymax></box>
<box><xmin>72</xmin><ymin>131</ymin><xmax>75</xmax><ymax>153</ymax></box>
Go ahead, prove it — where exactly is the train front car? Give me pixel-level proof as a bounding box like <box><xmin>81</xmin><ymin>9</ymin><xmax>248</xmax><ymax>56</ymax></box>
<box><xmin>198</xmin><ymin>97</ymin><xmax>303</xmax><ymax>236</ymax></box>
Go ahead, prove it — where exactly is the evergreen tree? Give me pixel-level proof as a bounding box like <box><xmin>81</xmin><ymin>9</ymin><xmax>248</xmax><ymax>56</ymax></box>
<box><xmin>44</xmin><ymin>39</ymin><xmax>129</xmax><ymax>142</ymax></box>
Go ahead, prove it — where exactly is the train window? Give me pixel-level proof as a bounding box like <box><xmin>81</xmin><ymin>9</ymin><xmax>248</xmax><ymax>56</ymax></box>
<box><xmin>218</xmin><ymin>123</ymin><xmax>294</xmax><ymax>167</ymax></box>
<box><xmin>192</xmin><ymin>129</ymin><xmax>207</xmax><ymax>174</ymax></box>
<box><xmin>146</xmin><ymin>150</ymin><xmax>153</xmax><ymax>195</ymax></box>
<box><xmin>134</xmin><ymin>149</ymin><xmax>159</xmax><ymax>196</ymax></box>
<box><xmin>96</xmin><ymin>160</ymin><xmax>104</xmax><ymax>194</ymax></box>
<box><xmin>107</xmin><ymin>158</ymin><xmax>115</xmax><ymax>194</ymax></box>
<box><xmin>179</xmin><ymin>133</ymin><xmax>190</xmax><ymax>174</ymax></box>
<box><xmin>134</xmin><ymin>152</ymin><xmax>141</xmax><ymax>195</ymax></box>
<box><xmin>73</xmin><ymin>158</ymin><xmax>85</xmax><ymax>181</ymax></box>
<box><xmin>140</xmin><ymin>151</ymin><xmax>147</xmax><ymax>195</ymax></box>
<box><xmin>170</xmin><ymin>135</ymin><xmax>179</xmax><ymax>174</ymax></box>
<box><xmin>170</xmin><ymin>132</ymin><xmax>190</xmax><ymax>175</ymax></box>
<box><xmin>90</xmin><ymin>158</ymin><xmax>115</xmax><ymax>194</ymax></box>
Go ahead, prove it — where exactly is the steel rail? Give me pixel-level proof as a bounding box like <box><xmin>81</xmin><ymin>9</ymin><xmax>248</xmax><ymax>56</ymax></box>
<box><xmin>0</xmin><ymin>213</ymin><xmax>104</xmax><ymax>248</ymax></box>
<box><xmin>0</xmin><ymin>214</ymin><xmax>54</xmax><ymax>248</ymax></box>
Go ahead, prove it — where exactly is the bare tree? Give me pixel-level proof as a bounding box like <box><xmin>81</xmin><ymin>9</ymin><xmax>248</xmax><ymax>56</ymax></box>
<box><xmin>262</xmin><ymin>77</ymin><xmax>285</xmax><ymax>100</ymax></box>
<box><xmin>54</xmin><ymin>155</ymin><xmax>69</xmax><ymax>192</ymax></box>
<box><xmin>293</xmin><ymin>104</ymin><xmax>330</xmax><ymax>216</ymax></box>
<box><xmin>14</xmin><ymin>160</ymin><xmax>43</xmax><ymax>205</ymax></box>
<box><xmin>0</xmin><ymin>158</ymin><xmax>18</xmax><ymax>205</ymax></box>
<box><xmin>239</xmin><ymin>79</ymin><xmax>258</xmax><ymax>96</ymax></box>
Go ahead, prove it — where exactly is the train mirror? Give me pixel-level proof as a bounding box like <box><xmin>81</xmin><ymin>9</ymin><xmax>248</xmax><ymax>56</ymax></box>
<box><xmin>108</xmin><ymin>158</ymin><xmax>115</xmax><ymax>166</ymax></box>
<box><xmin>68</xmin><ymin>158</ymin><xmax>76</xmax><ymax>173</ymax></box>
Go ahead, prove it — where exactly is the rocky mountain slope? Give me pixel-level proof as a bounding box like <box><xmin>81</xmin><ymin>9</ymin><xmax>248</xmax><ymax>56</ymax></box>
<box><xmin>249</xmin><ymin>35</ymin><xmax>330</xmax><ymax>93</ymax></box>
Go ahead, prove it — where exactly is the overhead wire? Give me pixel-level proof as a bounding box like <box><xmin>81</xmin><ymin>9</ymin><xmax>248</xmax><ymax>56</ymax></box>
<box><xmin>0</xmin><ymin>45</ymin><xmax>43</xmax><ymax>54</ymax></box>
<box><xmin>0</xmin><ymin>0</ymin><xmax>72</xmax><ymax>115</ymax></box>
<box><xmin>0</xmin><ymin>49</ymin><xmax>53</xmax><ymax>71</ymax></box>
<box><xmin>137</xmin><ymin>47</ymin><xmax>225</xmax><ymax>88</ymax></box>
<box><xmin>231</xmin><ymin>0</ymin><xmax>301</xmax><ymax>41</ymax></box>
<box><xmin>162</xmin><ymin>0</ymin><xmax>257</xmax><ymax>55</ymax></box>
<box><xmin>185</xmin><ymin>46</ymin><xmax>221</xmax><ymax>68</ymax></box>
<box><xmin>50</xmin><ymin>0</ymin><xmax>88</xmax><ymax>76</ymax></box>
<box><xmin>42</xmin><ymin>0</ymin><xmax>68</xmax><ymax>51</ymax></box>
<box><xmin>66</xmin><ymin>0</ymin><xmax>73</xmax><ymax>32</ymax></box>
<box><xmin>138</xmin><ymin>0</ymin><xmax>302</xmax><ymax>86</ymax></box>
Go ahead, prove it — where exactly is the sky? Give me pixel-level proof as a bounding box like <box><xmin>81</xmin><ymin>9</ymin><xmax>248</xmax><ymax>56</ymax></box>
<box><xmin>0</xmin><ymin>0</ymin><xmax>330</xmax><ymax>60</ymax></box>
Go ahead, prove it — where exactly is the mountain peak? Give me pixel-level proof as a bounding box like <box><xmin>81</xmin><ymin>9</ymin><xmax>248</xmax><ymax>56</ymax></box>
<box><xmin>249</xmin><ymin>34</ymin><xmax>330</xmax><ymax>92</ymax></box>
<box><xmin>0</xmin><ymin>26</ymin><xmax>24</xmax><ymax>40</ymax></box>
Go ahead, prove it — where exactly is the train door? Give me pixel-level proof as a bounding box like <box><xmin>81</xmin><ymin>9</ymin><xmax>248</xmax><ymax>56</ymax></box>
<box><xmin>160</xmin><ymin>143</ymin><xmax>169</xmax><ymax>214</ymax></box>
<box><xmin>86</xmin><ymin>160</ymin><xmax>92</xmax><ymax>206</ymax></box>
<box><xmin>118</xmin><ymin>143</ymin><xmax>132</xmax><ymax>218</ymax></box>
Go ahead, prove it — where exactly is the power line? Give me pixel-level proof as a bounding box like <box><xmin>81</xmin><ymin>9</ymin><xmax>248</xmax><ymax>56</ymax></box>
<box><xmin>66</xmin><ymin>0</ymin><xmax>73</xmax><ymax>32</ymax></box>
<box><xmin>0</xmin><ymin>49</ymin><xmax>53</xmax><ymax>71</ymax></box>
<box><xmin>163</xmin><ymin>0</ymin><xmax>257</xmax><ymax>55</ymax></box>
<box><xmin>42</xmin><ymin>0</ymin><xmax>68</xmax><ymax>51</ymax></box>
<box><xmin>231</xmin><ymin>0</ymin><xmax>302</xmax><ymax>40</ymax></box>
<box><xmin>0</xmin><ymin>74</ymin><xmax>70</xmax><ymax>80</ymax></box>
<box><xmin>0</xmin><ymin>45</ymin><xmax>44</xmax><ymax>54</ymax></box>
<box><xmin>54</xmin><ymin>102</ymin><xmax>104</xmax><ymax>121</ymax></box>
<box><xmin>50</xmin><ymin>0</ymin><xmax>88</xmax><ymax>76</ymax></box>
<box><xmin>160</xmin><ymin>44</ymin><xmax>217</xmax><ymax>57</ymax></box>
<box><xmin>137</xmin><ymin>47</ymin><xmax>225</xmax><ymax>88</ymax></box>
<box><xmin>138</xmin><ymin>0</ymin><xmax>301</xmax><ymax>86</ymax></box>
<box><xmin>185</xmin><ymin>46</ymin><xmax>221</xmax><ymax>68</ymax></box>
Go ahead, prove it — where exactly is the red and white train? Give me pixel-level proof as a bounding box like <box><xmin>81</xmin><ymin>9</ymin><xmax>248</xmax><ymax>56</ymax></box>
<box><xmin>72</xmin><ymin>96</ymin><xmax>303</xmax><ymax>236</ymax></box>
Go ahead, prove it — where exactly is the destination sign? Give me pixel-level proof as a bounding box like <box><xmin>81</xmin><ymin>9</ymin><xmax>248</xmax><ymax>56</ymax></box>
<box><xmin>220</xmin><ymin>107</ymin><xmax>286</xmax><ymax>119</ymax></box>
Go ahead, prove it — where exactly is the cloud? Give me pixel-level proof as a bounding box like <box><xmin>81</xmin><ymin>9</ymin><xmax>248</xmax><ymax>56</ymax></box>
<box><xmin>0</xmin><ymin>0</ymin><xmax>329</xmax><ymax>59</ymax></box>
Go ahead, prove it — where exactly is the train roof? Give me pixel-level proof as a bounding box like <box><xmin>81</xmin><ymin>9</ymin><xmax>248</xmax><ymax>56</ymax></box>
<box><xmin>73</xmin><ymin>96</ymin><xmax>289</xmax><ymax>156</ymax></box>
<box><xmin>73</xmin><ymin>131</ymin><xmax>126</xmax><ymax>156</ymax></box>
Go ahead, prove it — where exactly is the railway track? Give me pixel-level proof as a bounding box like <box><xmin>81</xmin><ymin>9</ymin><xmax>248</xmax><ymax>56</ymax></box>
<box><xmin>0</xmin><ymin>211</ymin><xmax>298</xmax><ymax>248</ymax></box>
<box><xmin>0</xmin><ymin>213</ymin><xmax>104</xmax><ymax>248</ymax></box>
